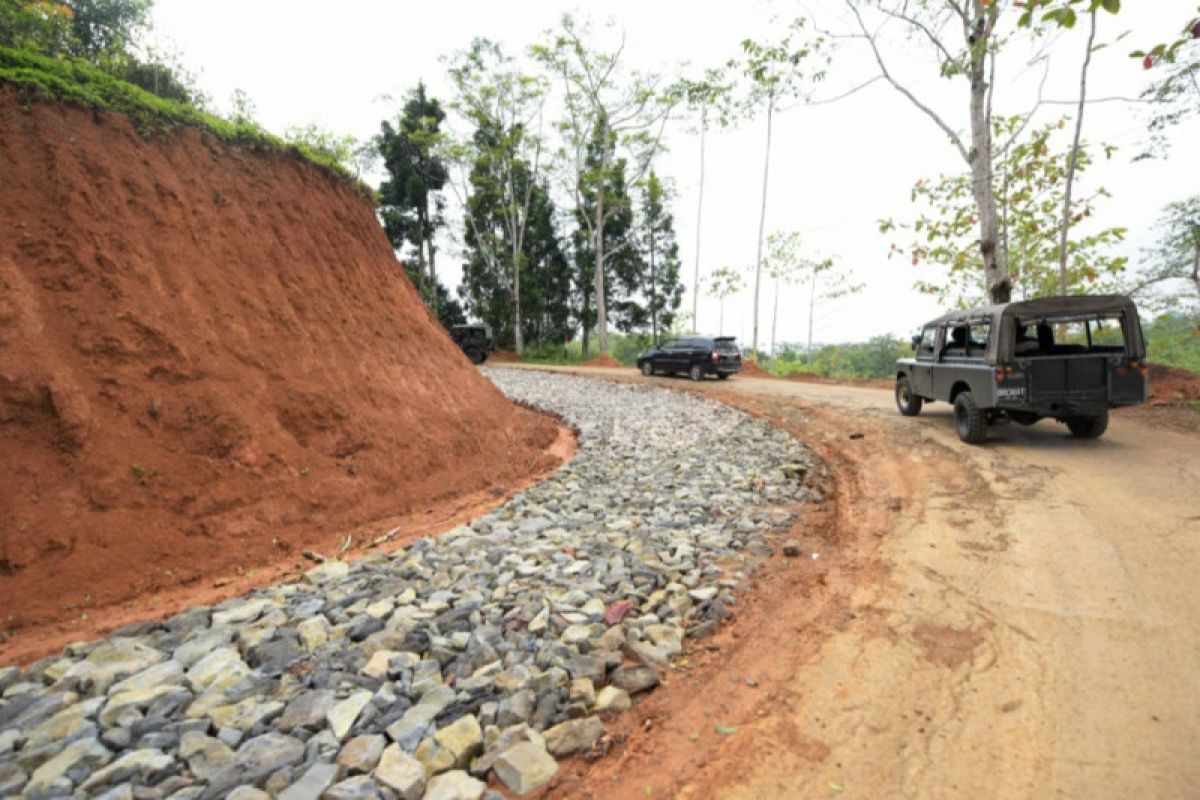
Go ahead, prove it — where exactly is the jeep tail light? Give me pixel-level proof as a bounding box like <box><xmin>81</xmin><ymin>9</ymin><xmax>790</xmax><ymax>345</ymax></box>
<box><xmin>711</xmin><ymin>351</ymin><xmax>719</xmax><ymax>364</ymax></box>
<box><xmin>994</xmin><ymin>366</ymin><xmax>1005</xmax><ymax>382</ymax></box>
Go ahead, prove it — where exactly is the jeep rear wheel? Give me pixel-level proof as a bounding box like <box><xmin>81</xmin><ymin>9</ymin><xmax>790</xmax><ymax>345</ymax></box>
<box><xmin>953</xmin><ymin>391</ymin><xmax>987</xmax><ymax>444</ymax></box>
<box><xmin>689</xmin><ymin>364</ymin><xmax>703</xmax><ymax>382</ymax></box>
<box><xmin>895</xmin><ymin>376</ymin><xmax>923</xmax><ymax>417</ymax></box>
<box><xmin>1067</xmin><ymin>411</ymin><xmax>1108</xmax><ymax>439</ymax></box>
<box><xmin>640</xmin><ymin>361</ymin><xmax>653</xmax><ymax>376</ymax></box>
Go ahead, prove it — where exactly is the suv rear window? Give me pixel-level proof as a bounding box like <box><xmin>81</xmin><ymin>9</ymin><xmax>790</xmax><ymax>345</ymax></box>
<box><xmin>714</xmin><ymin>338</ymin><xmax>738</xmax><ymax>353</ymax></box>
<box><xmin>1014</xmin><ymin>313</ymin><xmax>1127</xmax><ymax>357</ymax></box>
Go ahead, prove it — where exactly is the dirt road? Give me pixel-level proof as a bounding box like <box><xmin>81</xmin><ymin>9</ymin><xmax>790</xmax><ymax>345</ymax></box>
<box><xmin>511</xmin><ymin>366</ymin><xmax>1200</xmax><ymax>800</ymax></box>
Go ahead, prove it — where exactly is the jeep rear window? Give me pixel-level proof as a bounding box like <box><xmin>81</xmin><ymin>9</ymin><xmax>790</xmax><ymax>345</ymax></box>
<box><xmin>1014</xmin><ymin>313</ymin><xmax>1126</xmax><ymax>357</ymax></box>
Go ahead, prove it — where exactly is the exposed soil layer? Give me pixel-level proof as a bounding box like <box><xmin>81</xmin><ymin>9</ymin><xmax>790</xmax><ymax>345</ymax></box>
<box><xmin>1148</xmin><ymin>362</ymin><xmax>1200</xmax><ymax>403</ymax></box>
<box><xmin>0</xmin><ymin>89</ymin><xmax>562</xmax><ymax>661</ymax></box>
<box><xmin>487</xmin><ymin>349</ymin><xmax>520</xmax><ymax>363</ymax></box>
<box><xmin>581</xmin><ymin>355</ymin><xmax>622</xmax><ymax>368</ymax></box>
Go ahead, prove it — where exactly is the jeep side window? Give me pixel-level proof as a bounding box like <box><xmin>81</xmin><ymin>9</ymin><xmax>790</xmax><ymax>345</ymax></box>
<box><xmin>916</xmin><ymin>327</ymin><xmax>937</xmax><ymax>360</ymax></box>
<box><xmin>965</xmin><ymin>322</ymin><xmax>990</xmax><ymax>358</ymax></box>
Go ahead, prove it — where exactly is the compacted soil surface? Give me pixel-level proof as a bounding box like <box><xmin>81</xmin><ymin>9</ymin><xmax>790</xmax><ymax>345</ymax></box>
<box><xmin>0</xmin><ymin>90</ymin><xmax>560</xmax><ymax>661</ymax></box>
<box><xmin>526</xmin><ymin>365</ymin><xmax>1200</xmax><ymax>800</ymax></box>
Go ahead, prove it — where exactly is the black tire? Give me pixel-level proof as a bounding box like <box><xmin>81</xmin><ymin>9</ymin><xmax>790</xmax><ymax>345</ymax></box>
<box><xmin>689</xmin><ymin>364</ymin><xmax>703</xmax><ymax>382</ymax></box>
<box><xmin>717</xmin><ymin>373</ymin><xmax>730</xmax><ymax>380</ymax></box>
<box><xmin>465</xmin><ymin>347</ymin><xmax>484</xmax><ymax>365</ymax></box>
<box><xmin>953</xmin><ymin>391</ymin><xmax>987</xmax><ymax>444</ymax></box>
<box><xmin>1066</xmin><ymin>411</ymin><xmax>1108</xmax><ymax>439</ymax></box>
<box><xmin>640</xmin><ymin>361</ymin><xmax>653</xmax><ymax>376</ymax></box>
<box><xmin>895</xmin><ymin>376</ymin><xmax>923</xmax><ymax>417</ymax></box>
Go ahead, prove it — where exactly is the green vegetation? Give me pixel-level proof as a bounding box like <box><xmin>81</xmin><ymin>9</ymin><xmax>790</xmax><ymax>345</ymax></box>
<box><xmin>768</xmin><ymin>336</ymin><xmax>909</xmax><ymax>381</ymax></box>
<box><xmin>1144</xmin><ymin>314</ymin><xmax>1200</xmax><ymax>374</ymax></box>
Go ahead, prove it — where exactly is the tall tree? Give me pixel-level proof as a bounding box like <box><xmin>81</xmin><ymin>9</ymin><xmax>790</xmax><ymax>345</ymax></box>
<box><xmin>445</xmin><ymin>38</ymin><xmax>548</xmax><ymax>355</ymax></box>
<box><xmin>1016</xmin><ymin>0</ymin><xmax>1123</xmax><ymax>295</ymax></box>
<box><xmin>762</xmin><ymin>231</ymin><xmax>808</xmax><ymax>358</ymax></box>
<box><xmin>882</xmin><ymin>117</ymin><xmax>1127</xmax><ymax>305</ymax></box>
<box><xmin>739</xmin><ymin>21</ymin><xmax>827</xmax><ymax>359</ymax></box>
<box><xmin>572</xmin><ymin>120</ymin><xmax>638</xmax><ymax>352</ymax></box>
<box><xmin>797</xmin><ymin>256</ymin><xmax>859</xmax><ymax>362</ymax></box>
<box><xmin>707</xmin><ymin>266</ymin><xmax>744</xmax><ymax>337</ymax></box>
<box><xmin>458</xmin><ymin>122</ymin><xmax>571</xmax><ymax>350</ymax></box>
<box><xmin>377</xmin><ymin>83</ymin><xmax>449</xmax><ymax>313</ymax></box>
<box><xmin>532</xmin><ymin>13</ymin><xmax>676</xmax><ymax>358</ymax></box>
<box><xmin>844</xmin><ymin>0</ymin><xmax>1029</xmax><ymax>304</ymax></box>
<box><xmin>64</xmin><ymin>0</ymin><xmax>150</xmax><ymax>62</ymax></box>
<box><xmin>677</xmin><ymin>68</ymin><xmax>734</xmax><ymax>333</ymax></box>
<box><xmin>612</xmin><ymin>171</ymin><xmax>684</xmax><ymax>342</ymax></box>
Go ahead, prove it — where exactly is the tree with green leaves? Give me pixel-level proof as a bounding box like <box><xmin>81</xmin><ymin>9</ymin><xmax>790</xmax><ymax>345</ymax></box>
<box><xmin>762</xmin><ymin>231</ymin><xmax>807</xmax><ymax>358</ymax></box>
<box><xmin>377</xmin><ymin>83</ymin><xmax>449</xmax><ymax>313</ymax></box>
<box><xmin>620</xmin><ymin>171</ymin><xmax>684</xmax><ymax>344</ymax></box>
<box><xmin>738</xmin><ymin>21</ymin><xmax>827</xmax><ymax>359</ymax></box>
<box><xmin>457</xmin><ymin>118</ymin><xmax>571</xmax><ymax>349</ymax></box>
<box><xmin>572</xmin><ymin>118</ymin><xmax>639</xmax><ymax>352</ymax></box>
<box><xmin>1127</xmin><ymin>197</ymin><xmax>1200</xmax><ymax>316</ymax></box>
<box><xmin>882</xmin><ymin>117</ymin><xmax>1126</xmax><ymax>305</ymax></box>
<box><xmin>1016</xmin><ymin>0</ymin><xmax>1123</xmax><ymax>296</ymax></box>
<box><xmin>1135</xmin><ymin>41</ymin><xmax>1199</xmax><ymax>160</ymax></box>
<box><xmin>797</xmin><ymin>256</ymin><xmax>859</xmax><ymax>363</ymax></box>
<box><xmin>707</xmin><ymin>266</ymin><xmax>744</xmax><ymax>337</ymax></box>
<box><xmin>844</xmin><ymin>0</ymin><xmax>1034</xmax><ymax>305</ymax></box>
<box><xmin>444</xmin><ymin>38</ymin><xmax>549</xmax><ymax>355</ymax></box>
<box><xmin>676</xmin><ymin>68</ymin><xmax>734</xmax><ymax>332</ymax></box>
<box><xmin>532</xmin><ymin>13</ymin><xmax>676</xmax><ymax>358</ymax></box>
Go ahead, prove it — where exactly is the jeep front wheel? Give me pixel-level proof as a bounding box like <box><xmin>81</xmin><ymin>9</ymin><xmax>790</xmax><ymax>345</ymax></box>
<box><xmin>465</xmin><ymin>347</ymin><xmax>484</xmax><ymax>365</ymax></box>
<box><xmin>895</xmin><ymin>376</ymin><xmax>923</xmax><ymax>417</ymax></box>
<box><xmin>1066</xmin><ymin>411</ymin><xmax>1108</xmax><ymax>439</ymax></box>
<box><xmin>953</xmin><ymin>391</ymin><xmax>987</xmax><ymax>444</ymax></box>
<box><xmin>688</xmin><ymin>364</ymin><xmax>703</xmax><ymax>382</ymax></box>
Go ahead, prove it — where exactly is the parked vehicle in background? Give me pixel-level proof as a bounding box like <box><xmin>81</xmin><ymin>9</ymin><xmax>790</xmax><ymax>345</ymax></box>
<box><xmin>450</xmin><ymin>324</ymin><xmax>494</xmax><ymax>364</ymax></box>
<box><xmin>637</xmin><ymin>336</ymin><xmax>742</xmax><ymax>381</ymax></box>
<box><xmin>895</xmin><ymin>295</ymin><xmax>1148</xmax><ymax>443</ymax></box>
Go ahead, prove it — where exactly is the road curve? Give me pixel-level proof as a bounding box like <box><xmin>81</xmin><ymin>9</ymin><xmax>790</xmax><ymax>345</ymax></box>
<box><xmin>512</xmin><ymin>365</ymin><xmax>1200</xmax><ymax>800</ymax></box>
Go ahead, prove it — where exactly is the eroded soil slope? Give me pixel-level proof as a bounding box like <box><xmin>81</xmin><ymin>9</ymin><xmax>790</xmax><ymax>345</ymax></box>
<box><xmin>0</xmin><ymin>89</ymin><xmax>559</xmax><ymax>650</ymax></box>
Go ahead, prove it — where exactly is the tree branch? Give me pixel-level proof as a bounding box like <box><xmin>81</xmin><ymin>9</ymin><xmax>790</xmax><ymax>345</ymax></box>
<box><xmin>844</xmin><ymin>0</ymin><xmax>969</xmax><ymax>162</ymax></box>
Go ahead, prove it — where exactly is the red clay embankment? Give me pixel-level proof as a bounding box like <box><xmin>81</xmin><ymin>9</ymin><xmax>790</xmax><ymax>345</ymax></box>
<box><xmin>0</xmin><ymin>88</ymin><xmax>561</xmax><ymax>660</ymax></box>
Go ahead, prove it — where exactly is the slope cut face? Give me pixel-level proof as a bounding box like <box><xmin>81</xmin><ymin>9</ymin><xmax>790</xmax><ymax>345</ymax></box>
<box><xmin>0</xmin><ymin>89</ymin><xmax>559</xmax><ymax>650</ymax></box>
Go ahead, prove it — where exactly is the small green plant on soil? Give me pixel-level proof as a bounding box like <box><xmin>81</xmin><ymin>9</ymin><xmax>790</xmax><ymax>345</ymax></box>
<box><xmin>130</xmin><ymin>462</ymin><xmax>158</xmax><ymax>485</ymax></box>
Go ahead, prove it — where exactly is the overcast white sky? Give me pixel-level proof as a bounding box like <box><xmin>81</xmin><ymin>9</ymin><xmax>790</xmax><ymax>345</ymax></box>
<box><xmin>150</xmin><ymin>0</ymin><xmax>1198</xmax><ymax>347</ymax></box>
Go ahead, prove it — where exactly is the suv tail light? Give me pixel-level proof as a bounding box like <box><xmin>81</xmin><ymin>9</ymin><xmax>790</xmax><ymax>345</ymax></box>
<box><xmin>711</xmin><ymin>351</ymin><xmax>719</xmax><ymax>364</ymax></box>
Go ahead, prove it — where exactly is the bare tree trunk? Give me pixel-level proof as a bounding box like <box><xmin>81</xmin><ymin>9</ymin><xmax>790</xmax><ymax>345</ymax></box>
<box><xmin>1057</xmin><ymin>10</ymin><xmax>1097</xmax><ymax>297</ymax></box>
<box><xmin>718</xmin><ymin>299</ymin><xmax>724</xmax><ymax>336</ymax></box>
<box><xmin>752</xmin><ymin>94</ymin><xmax>774</xmax><ymax>358</ymax></box>
<box><xmin>650</xmin><ymin>218</ymin><xmax>659</xmax><ymax>344</ymax></box>
<box><xmin>425</xmin><ymin>231</ymin><xmax>439</xmax><ymax>318</ymax></box>
<box><xmin>770</xmin><ymin>277</ymin><xmax>780</xmax><ymax>358</ymax></box>
<box><xmin>807</xmin><ymin>271</ymin><xmax>816</xmax><ymax>363</ymax></box>
<box><xmin>512</xmin><ymin>239</ymin><xmax>524</xmax><ymax>356</ymax></box>
<box><xmin>969</xmin><ymin>59</ymin><xmax>1008</xmax><ymax>305</ymax></box>
<box><xmin>595</xmin><ymin>148</ymin><xmax>609</xmax><ymax>357</ymax></box>
<box><xmin>1191</xmin><ymin>235</ymin><xmax>1200</xmax><ymax>298</ymax></box>
<box><xmin>692</xmin><ymin>109</ymin><xmax>707</xmax><ymax>333</ymax></box>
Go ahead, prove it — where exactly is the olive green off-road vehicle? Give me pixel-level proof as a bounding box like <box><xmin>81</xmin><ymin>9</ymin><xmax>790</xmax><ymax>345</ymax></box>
<box><xmin>450</xmin><ymin>324</ymin><xmax>494</xmax><ymax>365</ymax></box>
<box><xmin>895</xmin><ymin>295</ymin><xmax>1149</xmax><ymax>444</ymax></box>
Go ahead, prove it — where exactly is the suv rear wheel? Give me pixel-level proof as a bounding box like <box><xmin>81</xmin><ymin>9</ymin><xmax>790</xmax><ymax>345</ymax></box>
<box><xmin>1066</xmin><ymin>411</ymin><xmax>1108</xmax><ymax>439</ymax></box>
<box><xmin>640</xmin><ymin>361</ymin><xmax>653</xmax><ymax>376</ymax></box>
<box><xmin>953</xmin><ymin>391</ymin><xmax>987</xmax><ymax>444</ymax></box>
<box><xmin>895</xmin><ymin>376</ymin><xmax>923</xmax><ymax>417</ymax></box>
<box><xmin>689</xmin><ymin>364</ymin><xmax>703</xmax><ymax>381</ymax></box>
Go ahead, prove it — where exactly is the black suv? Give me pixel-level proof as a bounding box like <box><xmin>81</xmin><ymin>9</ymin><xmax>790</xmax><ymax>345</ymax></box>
<box><xmin>637</xmin><ymin>336</ymin><xmax>742</xmax><ymax>381</ymax></box>
<box><xmin>450</xmin><ymin>324</ymin><xmax>494</xmax><ymax>364</ymax></box>
<box><xmin>895</xmin><ymin>295</ymin><xmax>1148</xmax><ymax>443</ymax></box>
